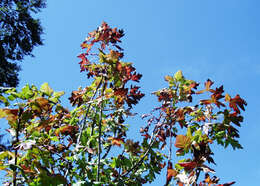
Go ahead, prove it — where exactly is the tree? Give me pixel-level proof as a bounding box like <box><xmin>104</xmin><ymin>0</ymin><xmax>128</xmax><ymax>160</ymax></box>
<box><xmin>0</xmin><ymin>0</ymin><xmax>46</xmax><ymax>87</ymax></box>
<box><xmin>0</xmin><ymin>22</ymin><xmax>247</xmax><ymax>186</ymax></box>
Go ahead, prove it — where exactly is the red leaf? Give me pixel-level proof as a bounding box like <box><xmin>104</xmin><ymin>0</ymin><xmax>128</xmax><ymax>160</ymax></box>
<box><xmin>114</xmin><ymin>88</ymin><xmax>128</xmax><ymax>97</ymax></box>
<box><xmin>229</xmin><ymin>94</ymin><xmax>247</xmax><ymax>114</ymax></box>
<box><xmin>141</xmin><ymin>133</ymin><xmax>151</xmax><ymax>139</ymax></box>
<box><xmin>77</xmin><ymin>53</ymin><xmax>89</xmax><ymax>72</ymax></box>
<box><xmin>178</xmin><ymin>161</ymin><xmax>197</xmax><ymax>171</ymax></box>
<box><xmin>131</xmin><ymin>72</ymin><xmax>142</xmax><ymax>82</ymax></box>
<box><xmin>69</xmin><ymin>89</ymin><xmax>85</xmax><ymax>106</ymax></box>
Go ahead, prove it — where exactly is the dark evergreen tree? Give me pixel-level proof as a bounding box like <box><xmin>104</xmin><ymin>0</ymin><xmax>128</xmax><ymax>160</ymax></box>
<box><xmin>0</xmin><ymin>0</ymin><xmax>46</xmax><ymax>87</ymax></box>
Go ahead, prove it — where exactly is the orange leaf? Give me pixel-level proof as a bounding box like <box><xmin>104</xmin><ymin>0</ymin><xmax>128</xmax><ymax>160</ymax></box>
<box><xmin>175</xmin><ymin>135</ymin><xmax>191</xmax><ymax>149</ymax></box>
<box><xmin>108</xmin><ymin>137</ymin><xmax>124</xmax><ymax>146</ymax></box>
<box><xmin>196</xmin><ymin>79</ymin><xmax>214</xmax><ymax>94</ymax></box>
<box><xmin>2</xmin><ymin>109</ymin><xmax>19</xmax><ymax>123</ymax></box>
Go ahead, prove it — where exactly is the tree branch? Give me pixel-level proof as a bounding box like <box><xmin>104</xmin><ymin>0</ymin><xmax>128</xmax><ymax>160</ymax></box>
<box><xmin>97</xmin><ymin>79</ymin><xmax>106</xmax><ymax>182</ymax></box>
<box><xmin>88</xmin><ymin>108</ymin><xmax>98</xmax><ymax>162</ymax></box>
<box><xmin>120</xmin><ymin>128</ymin><xmax>159</xmax><ymax>178</ymax></box>
<box><xmin>75</xmin><ymin>79</ymin><xmax>103</xmax><ymax>150</ymax></box>
<box><xmin>13</xmin><ymin>107</ymin><xmax>22</xmax><ymax>186</ymax></box>
<box><xmin>101</xmin><ymin>144</ymin><xmax>112</xmax><ymax>159</ymax></box>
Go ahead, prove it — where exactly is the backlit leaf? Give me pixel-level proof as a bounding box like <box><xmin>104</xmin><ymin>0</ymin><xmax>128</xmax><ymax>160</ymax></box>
<box><xmin>174</xmin><ymin>70</ymin><xmax>183</xmax><ymax>81</ymax></box>
<box><xmin>175</xmin><ymin>135</ymin><xmax>191</xmax><ymax>149</ymax></box>
<box><xmin>40</xmin><ymin>83</ymin><xmax>53</xmax><ymax>96</ymax></box>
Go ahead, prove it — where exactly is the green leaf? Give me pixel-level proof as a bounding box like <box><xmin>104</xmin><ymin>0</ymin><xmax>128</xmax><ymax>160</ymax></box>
<box><xmin>164</xmin><ymin>75</ymin><xmax>173</xmax><ymax>82</ymax></box>
<box><xmin>216</xmin><ymin>131</ymin><xmax>225</xmax><ymax>138</ymax></box>
<box><xmin>193</xmin><ymin>129</ymin><xmax>203</xmax><ymax>142</ymax></box>
<box><xmin>0</xmin><ymin>109</ymin><xmax>6</xmax><ymax>118</ymax></box>
<box><xmin>0</xmin><ymin>96</ymin><xmax>9</xmax><ymax>106</ymax></box>
<box><xmin>53</xmin><ymin>91</ymin><xmax>65</xmax><ymax>98</ymax></box>
<box><xmin>7</xmin><ymin>94</ymin><xmax>16</xmax><ymax>101</ymax></box>
<box><xmin>174</xmin><ymin>70</ymin><xmax>183</xmax><ymax>81</ymax></box>
<box><xmin>50</xmin><ymin>91</ymin><xmax>64</xmax><ymax>103</ymax></box>
<box><xmin>40</xmin><ymin>83</ymin><xmax>53</xmax><ymax>96</ymax></box>
<box><xmin>21</xmin><ymin>84</ymin><xmax>34</xmax><ymax>99</ymax></box>
<box><xmin>187</xmin><ymin>127</ymin><xmax>192</xmax><ymax>138</ymax></box>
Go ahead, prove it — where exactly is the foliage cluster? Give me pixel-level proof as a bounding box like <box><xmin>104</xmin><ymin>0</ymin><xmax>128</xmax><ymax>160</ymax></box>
<box><xmin>0</xmin><ymin>22</ymin><xmax>247</xmax><ymax>186</ymax></box>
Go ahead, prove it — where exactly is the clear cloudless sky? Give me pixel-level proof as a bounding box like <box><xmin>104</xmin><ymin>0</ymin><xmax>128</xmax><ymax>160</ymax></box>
<box><xmin>11</xmin><ymin>0</ymin><xmax>260</xmax><ymax>185</ymax></box>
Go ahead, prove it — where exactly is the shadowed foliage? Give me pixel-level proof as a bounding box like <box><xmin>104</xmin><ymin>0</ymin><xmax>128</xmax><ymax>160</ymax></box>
<box><xmin>0</xmin><ymin>0</ymin><xmax>46</xmax><ymax>87</ymax></box>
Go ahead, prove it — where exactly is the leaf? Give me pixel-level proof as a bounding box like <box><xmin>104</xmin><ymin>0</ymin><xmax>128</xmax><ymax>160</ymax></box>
<box><xmin>174</xmin><ymin>70</ymin><xmax>183</xmax><ymax>81</ymax></box>
<box><xmin>0</xmin><ymin>109</ymin><xmax>6</xmax><ymax>118</ymax></box>
<box><xmin>21</xmin><ymin>84</ymin><xmax>34</xmax><ymax>99</ymax></box>
<box><xmin>200</xmin><ymin>164</ymin><xmax>215</xmax><ymax>173</ymax></box>
<box><xmin>178</xmin><ymin>161</ymin><xmax>197</xmax><ymax>171</ymax></box>
<box><xmin>131</xmin><ymin>72</ymin><xmax>142</xmax><ymax>82</ymax></box>
<box><xmin>53</xmin><ymin>91</ymin><xmax>65</xmax><ymax>98</ymax></box>
<box><xmin>164</xmin><ymin>75</ymin><xmax>173</xmax><ymax>82</ymax></box>
<box><xmin>175</xmin><ymin>135</ymin><xmax>191</xmax><ymax>149</ymax></box>
<box><xmin>55</xmin><ymin>125</ymin><xmax>78</xmax><ymax>136</ymax></box>
<box><xmin>40</xmin><ymin>83</ymin><xmax>53</xmax><ymax>96</ymax></box>
<box><xmin>78</xmin><ymin>53</ymin><xmax>90</xmax><ymax>72</ymax></box>
<box><xmin>108</xmin><ymin>137</ymin><xmax>124</xmax><ymax>147</ymax></box>
<box><xmin>0</xmin><ymin>96</ymin><xmax>9</xmax><ymax>106</ymax></box>
<box><xmin>196</xmin><ymin>79</ymin><xmax>214</xmax><ymax>94</ymax></box>
<box><xmin>228</xmin><ymin>94</ymin><xmax>247</xmax><ymax>114</ymax></box>
<box><xmin>225</xmin><ymin>93</ymin><xmax>231</xmax><ymax>102</ymax></box>
<box><xmin>31</xmin><ymin>97</ymin><xmax>50</xmax><ymax>112</ymax></box>
<box><xmin>1</xmin><ymin>109</ymin><xmax>19</xmax><ymax>124</ymax></box>
<box><xmin>50</xmin><ymin>91</ymin><xmax>65</xmax><ymax>103</ymax></box>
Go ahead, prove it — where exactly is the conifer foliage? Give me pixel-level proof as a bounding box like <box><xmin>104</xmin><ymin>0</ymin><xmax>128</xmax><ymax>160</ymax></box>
<box><xmin>0</xmin><ymin>0</ymin><xmax>46</xmax><ymax>87</ymax></box>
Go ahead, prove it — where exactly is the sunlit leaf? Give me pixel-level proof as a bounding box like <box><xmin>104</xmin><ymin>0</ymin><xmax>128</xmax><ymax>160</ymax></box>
<box><xmin>108</xmin><ymin>137</ymin><xmax>124</xmax><ymax>147</ymax></box>
<box><xmin>174</xmin><ymin>70</ymin><xmax>183</xmax><ymax>81</ymax></box>
<box><xmin>175</xmin><ymin>135</ymin><xmax>191</xmax><ymax>149</ymax></box>
<box><xmin>40</xmin><ymin>83</ymin><xmax>53</xmax><ymax>96</ymax></box>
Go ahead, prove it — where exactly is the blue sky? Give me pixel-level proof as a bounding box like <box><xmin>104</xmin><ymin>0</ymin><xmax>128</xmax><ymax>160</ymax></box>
<box><xmin>14</xmin><ymin>0</ymin><xmax>260</xmax><ymax>185</ymax></box>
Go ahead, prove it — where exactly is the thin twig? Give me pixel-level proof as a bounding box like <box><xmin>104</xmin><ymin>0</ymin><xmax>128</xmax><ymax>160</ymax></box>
<box><xmin>101</xmin><ymin>145</ymin><xmax>112</xmax><ymax>159</ymax></box>
<box><xmin>120</xmin><ymin>115</ymin><xmax>165</xmax><ymax>181</ymax></box>
<box><xmin>121</xmin><ymin>127</ymin><xmax>159</xmax><ymax>178</ymax></box>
